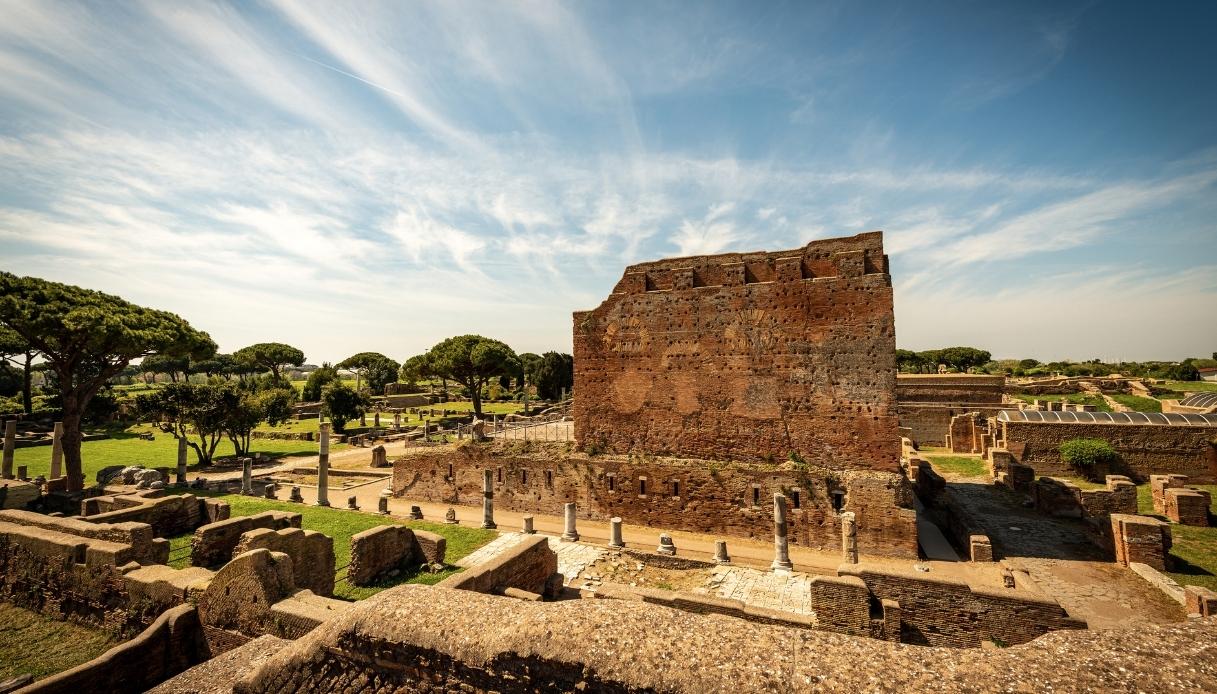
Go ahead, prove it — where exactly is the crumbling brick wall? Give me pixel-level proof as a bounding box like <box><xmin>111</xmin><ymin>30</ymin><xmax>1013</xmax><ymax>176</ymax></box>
<box><xmin>999</xmin><ymin>421</ymin><xmax>1217</xmax><ymax>482</ymax></box>
<box><xmin>895</xmin><ymin>375</ymin><xmax>1006</xmax><ymax>404</ymax></box>
<box><xmin>394</xmin><ymin>442</ymin><xmax>918</xmax><ymax>558</ymax></box>
<box><xmin>190</xmin><ymin>511</ymin><xmax>301</xmax><ymax>569</ymax></box>
<box><xmin>233</xmin><ymin>528</ymin><xmax>335</xmax><ymax>597</ymax></box>
<box><xmin>572</xmin><ymin>231</ymin><xmax>899</xmax><ymax>469</ymax></box>
<box><xmin>82</xmin><ymin>493</ymin><xmax>229</xmax><ymax>538</ymax></box>
<box><xmin>347</xmin><ymin>525</ymin><xmax>446</xmax><ymax>586</ymax></box>
<box><xmin>437</xmin><ymin>534</ymin><xmax>556</xmax><ymax>596</ymax></box>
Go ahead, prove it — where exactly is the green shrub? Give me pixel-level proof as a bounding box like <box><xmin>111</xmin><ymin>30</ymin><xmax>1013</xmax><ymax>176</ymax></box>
<box><xmin>1059</xmin><ymin>438</ymin><xmax>1118</xmax><ymax>472</ymax></box>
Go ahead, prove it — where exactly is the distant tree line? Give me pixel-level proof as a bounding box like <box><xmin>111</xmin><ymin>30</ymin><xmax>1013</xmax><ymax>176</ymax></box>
<box><xmin>896</xmin><ymin>344</ymin><xmax>1211</xmax><ymax>381</ymax></box>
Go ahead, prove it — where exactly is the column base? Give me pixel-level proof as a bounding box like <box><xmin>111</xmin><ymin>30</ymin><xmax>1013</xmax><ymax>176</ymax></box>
<box><xmin>561</xmin><ymin>533</ymin><xmax>580</xmax><ymax>542</ymax></box>
<box><xmin>771</xmin><ymin>560</ymin><xmax>794</xmax><ymax>572</ymax></box>
<box><xmin>482</xmin><ymin>522</ymin><xmax>497</xmax><ymax>529</ymax></box>
<box><xmin>315</xmin><ymin>500</ymin><xmax>330</xmax><ymax>507</ymax></box>
<box><xmin>608</xmin><ymin>541</ymin><xmax>625</xmax><ymax>549</ymax></box>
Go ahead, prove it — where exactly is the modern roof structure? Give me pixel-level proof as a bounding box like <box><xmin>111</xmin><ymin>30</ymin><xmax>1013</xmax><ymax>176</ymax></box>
<box><xmin>997</xmin><ymin>409</ymin><xmax>1217</xmax><ymax>427</ymax></box>
<box><xmin>1179</xmin><ymin>392</ymin><xmax>1217</xmax><ymax>410</ymax></box>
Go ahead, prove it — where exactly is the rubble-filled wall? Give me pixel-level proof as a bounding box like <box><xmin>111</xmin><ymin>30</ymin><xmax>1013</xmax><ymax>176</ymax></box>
<box><xmin>394</xmin><ymin>442</ymin><xmax>918</xmax><ymax>558</ymax></box>
<box><xmin>572</xmin><ymin>231</ymin><xmax>899</xmax><ymax>469</ymax></box>
<box><xmin>895</xmin><ymin>374</ymin><xmax>1006</xmax><ymax>404</ymax></box>
<box><xmin>222</xmin><ymin>584</ymin><xmax>1215</xmax><ymax>694</ymax></box>
<box><xmin>1000</xmin><ymin>420</ymin><xmax>1217</xmax><ymax>482</ymax></box>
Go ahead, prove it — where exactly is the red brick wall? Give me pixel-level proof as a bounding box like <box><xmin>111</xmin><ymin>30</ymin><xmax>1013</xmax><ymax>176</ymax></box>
<box><xmin>572</xmin><ymin>231</ymin><xmax>898</xmax><ymax>470</ymax></box>
<box><xmin>895</xmin><ymin>375</ymin><xmax>1006</xmax><ymax>404</ymax></box>
<box><xmin>1001</xmin><ymin>421</ymin><xmax>1217</xmax><ymax>483</ymax></box>
<box><xmin>393</xmin><ymin>443</ymin><xmax>918</xmax><ymax>558</ymax></box>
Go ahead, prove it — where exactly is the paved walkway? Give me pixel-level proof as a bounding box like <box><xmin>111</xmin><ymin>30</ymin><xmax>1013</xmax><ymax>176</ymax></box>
<box><xmin>697</xmin><ymin>565</ymin><xmax>815</xmax><ymax>615</ymax></box>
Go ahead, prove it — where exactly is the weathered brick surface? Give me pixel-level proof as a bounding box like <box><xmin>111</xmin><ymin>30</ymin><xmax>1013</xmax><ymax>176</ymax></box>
<box><xmin>394</xmin><ymin>442</ymin><xmax>918</xmax><ymax>558</ymax></box>
<box><xmin>1111</xmin><ymin>513</ymin><xmax>1171</xmax><ymax>570</ymax></box>
<box><xmin>1165</xmin><ymin>487</ymin><xmax>1211</xmax><ymax>526</ymax></box>
<box><xmin>82</xmin><ymin>493</ymin><xmax>209</xmax><ymax>538</ymax></box>
<box><xmin>0</xmin><ymin>509</ymin><xmax>165</xmax><ymax>564</ymax></box>
<box><xmin>233</xmin><ymin>527</ymin><xmax>335</xmax><ymax>597</ymax></box>
<box><xmin>190</xmin><ymin>511</ymin><xmax>301</xmax><ymax>569</ymax></box>
<box><xmin>572</xmin><ymin>231</ymin><xmax>899</xmax><ymax>469</ymax></box>
<box><xmin>348</xmin><ymin>525</ymin><xmax>415</xmax><ymax>586</ymax></box>
<box><xmin>438</xmin><ymin>534</ymin><xmax>556</xmax><ymax>595</ymax></box>
<box><xmin>895</xmin><ymin>375</ymin><xmax>1006</xmax><ymax>404</ymax></box>
<box><xmin>1000</xmin><ymin>421</ymin><xmax>1217</xmax><ymax>483</ymax></box>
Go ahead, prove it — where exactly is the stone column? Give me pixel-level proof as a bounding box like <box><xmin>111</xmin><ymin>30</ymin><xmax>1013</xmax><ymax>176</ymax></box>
<box><xmin>50</xmin><ymin>422</ymin><xmax>64</xmax><ymax>480</ymax></box>
<box><xmin>561</xmin><ymin>502</ymin><xmax>579</xmax><ymax>541</ymax></box>
<box><xmin>1</xmin><ymin>420</ymin><xmax>15</xmax><ymax>480</ymax></box>
<box><xmin>657</xmin><ymin>533</ymin><xmax>676</xmax><ymax>556</ymax></box>
<box><xmin>394</xmin><ymin>412</ymin><xmax>401</xmax><ymax>429</ymax></box>
<box><xmin>714</xmin><ymin>539</ymin><xmax>731</xmax><ymax>564</ymax></box>
<box><xmin>241</xmin><ymin>457</ymin><xmax>253</xmax><ymax>495</ymax></box>
<box><xmin>772</xmin><ymin>493</ymin><xmax>794</xmax><ymax>572</ymax></box>
<box><xmin>608</xmin><ymin>517</ymin><xmax>624</xmax><ymax>548</ymax></box>
<box><xmin>522</xmin><ymin>515</ymin><xmax>535</xmax><ymax>534</ymax></box>
<box><xmin>360</xmin><ymin>412</ymin><xmax>367</xmax><ymax>427</ymax></box>
<box><xmin>481</xmin><ymin>469</ymin><xmax>497</xmax><ymax>529</ymax></box>
<box><xmin>378</xmin><ymin>493</ymin><xmax>389</xmax><ymax>515</ymax></box>
<box><xmin>316</xmin><ymin>422</ymin><xmax>331</xmax><ymax>506</ymax></box>
<box><xmin>842</xmin><ymin>511</ymin><xmax>859</xmax><ymax>564</ymax></box>
<box><xmin>409</xmin><ymin>505</ymin><xmax>423</xmax><ymax>520</ymax></box>
<box><xmin>374</xmin><ymin>412</ymin><xmax>380</xmax><ymax>427</ymax></box>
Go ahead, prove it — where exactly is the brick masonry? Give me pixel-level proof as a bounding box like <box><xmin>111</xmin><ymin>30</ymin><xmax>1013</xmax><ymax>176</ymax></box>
<box><xmin>572</xmin><ymin>231</ymin><xmax>898</xmax><ymax>469</ymax></box>
<box><xmin>394</xmin><ymin>442</ymin><xmax>918</xmax><ymax>558</ymax></box>
<box><xmin>999</xmin><ymin>420</ymin><xmax>1217</xmax><ymax>483</ymax></box>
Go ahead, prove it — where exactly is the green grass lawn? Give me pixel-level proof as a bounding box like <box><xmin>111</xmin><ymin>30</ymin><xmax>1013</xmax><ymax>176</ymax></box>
<box><xmin>1108</xmin><ymin>394</ymin><xmax>1163</xmax><ymax>413</ymax></box>
<box><xmin>165</xmin><ymin>494</ymin><xmax>497</xmax><ymax>601</ymax></box>
<box><xmin>1164</xmin><ymin>380</ymin><xmax>1217</xmax><ymax>393</ymax></box>
<box><xmin>1135</xmin><ymin>484</ymin><xmax>1217</xmax><ymax>592</ymax></box>
<box><xmin>924</xmin><ymin>454</ymin><xmax>988</xmax><ymax>478</ymax></box>
<box><xmin>11</xmin><ymin>424</ymin><xmax>346</xmax><ymax>484</ymax></box>
<box><xmin>258</xmin><ymin>400</ymin><xmax>524</xmax><ymax>436</ymax></box>
<box><xmin>1009</xmin><ymin>393</ymin><xmax>1113</xmax><ymax>411</ymax></box>
<box><xmin>0</xmin><ymin>602</ymin><xmax>117</xmax><ymax>682</ymax></box>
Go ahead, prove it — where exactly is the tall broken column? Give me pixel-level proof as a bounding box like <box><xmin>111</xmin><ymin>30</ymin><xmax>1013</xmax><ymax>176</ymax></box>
<box><xmin>1</xmin><ymin>420</ymin><xmax>15</xmax><ymax>480</ymax></box>
<box><xmin>316</xmin><ymin>422</ymin><xmax>331</xmax><ymax>507</ymax></box>
<box><xmin>481</xmin><ymin>469</ymin><xmax>496</xmax><ymax>529</ymax></box>
<box><xmin>241</xmin><ymin>457</ymin><xmax>253</xmax><ymax>495</ymax></box>
<box><xmin>175</xmin><ymin>436</ymin><xmax>187</xmax><ymax>486</ymax></box>
<box><xmin>608</xmin><ymin>517</ymin><xmax>624</xmax><ymax>548</ymax></box>
<box><xmin>561</xmin><ymin>502</ymin><xmax>579</xmax><ymax>542</ymax></box>
<box><xmin>772</xmin><ymin>493</ymin><xmax>794</xmax><ymax>572</ymax></box>
<box><xmin>50</xmin><ymin>421</ymin><xmax>64</xmax><ymax>480</ymax></box>
<box><xmin>841</xmin><ymin>511</ymin><xmax>858</xmax><ymax>564</ymax></box>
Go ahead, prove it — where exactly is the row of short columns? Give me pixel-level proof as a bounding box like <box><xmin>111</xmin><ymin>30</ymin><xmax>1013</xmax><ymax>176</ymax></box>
<box><xmin>3</xmin><ymin>420</ymin><xmax>65</xmax><ymax>481</ymax></box>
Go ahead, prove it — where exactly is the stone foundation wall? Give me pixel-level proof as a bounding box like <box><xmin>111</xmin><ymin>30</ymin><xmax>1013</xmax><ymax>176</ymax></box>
<box><xmin>438</xmin><ymin>534</ymin><xmax>556</xmax><ymax>595</ymax></box>
<box><xmin>0</xmin><ymin>509</ymin><xmax>167</xmax><ymax>564</ymax></box>
<box><xmin>838</xmin><ymin>565</ymin><xmax>1085</xmax><ymax>648</ymax></box>
<box><xmin>233</xmin><ymin>528</ymin><xmax>334</xmax><ymax>597</ymax></box>
<box><xmin>1000</xmin><ymin>421</ymin><xmax>1217</xmax><ymax>482</ymax></box>
<box><xmin>1111</xmin><ymin>513</ymin><xmax>1172</xmax><ymax>571</ymax></box>
<box><xmin>190</xmin><ymin>511</ymin><xmax>301</xmax><ymax>569</ymax></box>
<box><xmin>572</xmin><ymin>232</ymin><xmax>900</xmax><ymax>470</ymax></box>
<box><xmin>19</xmin><ymin>604</ymin><xmax>209</xmax><ymax>694</ymax></box>
<box><xmin>897</xmin><ymin>404</ymin><xmax>1007</xmax><ymax>447</ymax></box>
<box><xmin>895</xmin><ymin>375</ymin><xmax>1006</xmax><ymax>404</ymax></box>
<box><xmin>216</xmin><ymin>584</ymin><xmax>1206</xmax><ymax>694</ymax></box>
<box><xmin>83</xmin><ymin>494</ymin><xmax>230</xmax><ymax>539</ymax></box>
<box><xmin>346</xmin><ymin>525</ymin><xmax>443</xmax><ymax>587</ymax></box>
<box><xmin>393</xmin><ymin>443</ymin><xmax>918</xmax><ymax>558</ymax></box>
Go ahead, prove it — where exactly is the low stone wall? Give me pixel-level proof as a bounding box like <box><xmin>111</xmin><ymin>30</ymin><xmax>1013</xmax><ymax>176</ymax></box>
<box><xmin>999</xmin><ymin>420</ymin><xmax>1217</xmax><ymax>483</ymax></box>
<box><xmin>1111</xmin><ymin>513</ymin><xmax>1172</xmax><ymax>571</ymax></box>
<box><xmin>190</xmin><ymin>511</ymin><xmax>301</xmax><ymax>569</ymax></box>
<box><xmin>17</xmin><ymin>604</ymin><xmax>209</xmax><ymax>694</ymax></box>
<box><xmin>437</xmin><ymin>534</ymin><xmax>556</xmax><ymax>595</ymax></box>
<box><xmin>0</xmin><ymin>509</ymin><xmax>167</xmax><ymax>564</ymax></box>
<box><xmin>589</xmin><ymin>581</ymin><xmax>819</xmax><ymax>631</ymax></box>
<box><xmin>897</xmin><ymin>404</ymin><xmax>1006</xmax><ymax>447</ymax></box>
<box><xmin>1033</xmin><ymin>475</ymin><xmax>1137</xmax><ymax>520</ymax></box>
<box><xmin>0</xmin><ymin>519</ymin><xmax>213</xmax><ymax>636</ymax></box>
<box><xmin>233</xmin><ymin>528</ymin><xmax>334</xmax><ymax>597</ymax></box>
<box><xmin>393</xmin><ymin>442</ymin><xmax>919</xmax><ymax>559</ymax></box>
<box><xmin>1</xmin><ymin>479</ymin><xmax>39</xmax><ymax>509</ymax></box>
<box><xmin>83</xmin><ymin>494</ymin><xmax>229</xmax><ymax>539</ymax></box>
<box><xmin>838</xmin><ymin>565</ymin><xmax>1085</xmax><ymax>648</ymax></box>
<box><xmin>217</xmin><ymin>584</ymin><xmax>1215</xmax><ymax>693</ymax></box>
<box><xmin>347</xmin><ymin>525</ymin><xmax>446</xmax><ymax>587</ymax></box>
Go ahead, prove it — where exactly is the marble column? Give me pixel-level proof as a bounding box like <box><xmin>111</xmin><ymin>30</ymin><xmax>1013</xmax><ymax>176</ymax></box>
<box><xmin>772</xmin><ymin>493</ymin><xmax>794</xmax><ymax>572</ymax></box>
<box><xmin>50</xmin><ymin>422</ymin><xmax>64</xmax><ymax>479</ymax></box>
<box><xmin>481</xmin><ymin>469</ymin><xmax>496</xmax><ymax>529</ymax></box>
<box><xmin>316</xmin><ymin>422</ymin><xmax>331</xmax><ymax>506</ymax></box>
<box><xmin>561</xmin><ymin>502</ymin><xmax>579</xmax><ymax>541</ymax></box>
<box><xmin>522</xmin><ymin>515</ymin><xmax>535</xmax><ymax>534</ymax></box>
<box><xmin>240</xmin><ymin>457</ymin><xmax>253</xmax><ymax>495</ymax></box>
<box><xmin>714</xmin><ymin>540</ymin><xmax>731</xmax><ymax>564</ymax></box>
<box><xmin>608</xmin><ymin>517</ymin><xmax>625</xmax><ymax>548</ymax></box>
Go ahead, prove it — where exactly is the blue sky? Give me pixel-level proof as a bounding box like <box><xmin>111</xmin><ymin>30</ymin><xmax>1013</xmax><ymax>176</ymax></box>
<box><xmin>1</xmin><ymin>0</ymin><xmax>1214</xmax><ymax>363</ymax></box>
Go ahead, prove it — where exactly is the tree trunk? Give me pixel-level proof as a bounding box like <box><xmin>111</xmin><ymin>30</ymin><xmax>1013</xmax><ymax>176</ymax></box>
<box><xmin>61</xmin><ymin>392</ymin><xmax>85</xmax><ymax>491</ymax></box>
<box><xmin>470</xmin><ymin>379</ymin><xmax>483</xmax><ymax>418</ymax></box>
<box><xmin>20</xmin><ymin>351</ymin><xmax>32</xmax><ymax>415</ymax></box>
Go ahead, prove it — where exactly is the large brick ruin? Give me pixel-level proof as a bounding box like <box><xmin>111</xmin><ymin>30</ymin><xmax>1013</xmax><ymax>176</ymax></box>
<box><xmin>396</xmin><ymin>232</ymin><xmax>919</xmax><ymax>558</ymax></box>
<box><xmin>572</xmin><ymin>231</ymin><xmax>898</xmax><ymax>467</ymax></box>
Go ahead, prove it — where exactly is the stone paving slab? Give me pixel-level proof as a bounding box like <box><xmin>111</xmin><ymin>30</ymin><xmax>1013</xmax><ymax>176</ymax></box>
<box><xmin>696</xmin><ymin>565</ymin><xmax>814</xmax><ymax>615</ymax></box>
<box><xmin>454</xmin><ymin>532</ymin><xmax>607</xmax><ymax>586</ymax></box>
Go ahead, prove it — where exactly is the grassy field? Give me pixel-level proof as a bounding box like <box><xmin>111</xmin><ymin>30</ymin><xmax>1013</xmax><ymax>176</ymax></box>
<box><xmin>0</xmin><ymin>602</ymin><xmax>117</xmax><ymax>682</ymax></box>
<box><xmin>1009</xmin><ymin>393</ymin><xmax>1113</xmax><ymax>411</ymax></box>
<box><xmin>1135</xmin><ymin>485</ymin><xmax>1217</xmax><ymax>592</ymax></box>
<box><xmin>1108</xmin><ymin>394</ymin><xmax>1163</xmax><ymax>413</ymax></box>
<box><xmin>924</xmin><ymin>454</ymin><xmax>988</xmax><ymax>478</ymax></box>
<box><xmin>1164</xmin><ymin>380</ymin><xmax>1217</xmax><ymax>393</ymax></box>
<box><xmin>11</xmin><ymin>424</ymin><xmax>345</xmax><ymax>484</ymax></box>
<box><xmin>257</xmin><ymin>399</ymin><xmax>524</xmax><ymax>436</ymax></box>
<box><xmin>165</xmin><ymin>494</ymin><xmax>497</xmax><ymax>601</ymax></box>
